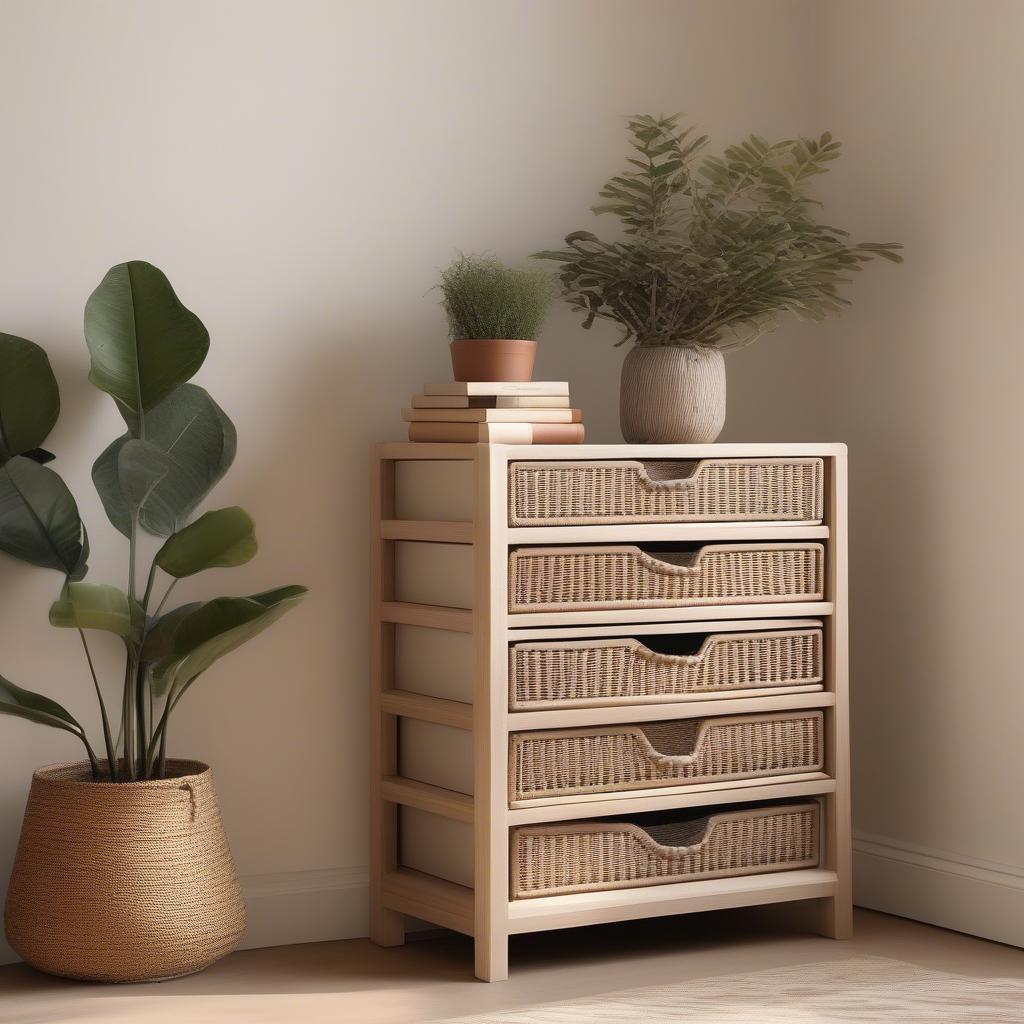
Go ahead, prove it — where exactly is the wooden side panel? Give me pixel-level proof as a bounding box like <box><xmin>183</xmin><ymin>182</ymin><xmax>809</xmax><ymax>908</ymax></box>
<box><xmin>400</xmin><ymin>808</ymin><xmax>475</xmax><ymax>888</ymax></box>
<box><xmin>369</xmin><ymin>451</ymin><xmax>404</xmax><ymax>946</ymax></box>
<box><xmin>394</xmin><ymin>459</ymin><xmax>476</xmax><ymax>521</ymax></box>
<box><xmin>399</xmin><ymin>718</ymin><xmax>475</xmax><ymax>795</ymax></box>
<box><xmin>395</xmin><ymin>541</ymin><xmax>475</xmax><ymax>608</ymax></box>
<box><xmin>474</xmin><ymin>446</ymin><xmax>510</xmax><ymax>981</ymax></box>
<box><xmin>818</xmin><ymin>450</ymin><xmax>853</xmax><ymax>938</ymax></box>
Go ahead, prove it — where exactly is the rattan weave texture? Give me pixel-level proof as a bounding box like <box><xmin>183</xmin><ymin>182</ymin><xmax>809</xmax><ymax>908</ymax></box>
<box><xmin>509</xmin><ymin>628</ymin><xmax>823</xmax><ymax>709</ymax></box>
<box><xmin>509</xmin><ymin>711</ymin><xmax>823</xmax><ymax>802</ymax></box>
<box><xmin>508</xmin><ymin>543</ymin><xmax>824</xmax><ymax>612</ymax></box>
<box><xmin>508</xmin><ymin>458</ymin><xmax>824</xmax><ymax>526</ymax></box>
<box><xmin>511</xmin><ymin>802</ymin><xmax>820</xmax><ymax>898</ymax></box>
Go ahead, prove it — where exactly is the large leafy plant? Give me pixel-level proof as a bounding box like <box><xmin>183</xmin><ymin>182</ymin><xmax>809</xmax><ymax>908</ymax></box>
<box><xmin>0</xmin><ymin>262</ymin><xmax>307</xmax><ymax>781</ymax></box>
<box><xmin>535</xmin><ymin>114</ymin><xmax>903</xmax><ymax>349</ymax></box>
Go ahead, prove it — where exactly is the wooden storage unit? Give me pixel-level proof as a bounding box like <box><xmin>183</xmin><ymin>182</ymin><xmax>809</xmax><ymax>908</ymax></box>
<box><xmin>370</xmin><ymin>443</ymin><xmax>850</xmax><ymax>981</ymax></box>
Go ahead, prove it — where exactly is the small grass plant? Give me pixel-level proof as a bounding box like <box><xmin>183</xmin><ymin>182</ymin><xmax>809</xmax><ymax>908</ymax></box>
<box><xmin>439</xmin><ymin>253</ymin><xmax>554</xmax><ymax>340</ymax></box>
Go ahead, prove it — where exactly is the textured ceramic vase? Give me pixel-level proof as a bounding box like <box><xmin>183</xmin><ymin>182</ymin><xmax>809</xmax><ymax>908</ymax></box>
<box><xmin>620</xmin><ymin>344</ymin><xmax>726</xmax><ymax>443</ymax></box>
<box><xmin>449</xmin><ymin>339</ymin><xmax>536</xmax><ymax>382</ymax></box>
<box><xmin>4</xmin><ymin>759</ymin><xmax>246</xmax><ymax>983</ymax></box>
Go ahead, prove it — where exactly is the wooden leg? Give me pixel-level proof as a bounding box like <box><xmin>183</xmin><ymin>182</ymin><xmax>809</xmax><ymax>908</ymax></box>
<box><xmin>370</xmin><ymin>905</ymin><xmax>406</xmax><ymax>948</ymax></box>
<box><xmin>814</xmin><ymin>894</ymin><xmax>853</xmax><ymax>939</ymax></box>
<box><xmin>475</xmin><ymin>932</ymin><xmax>508</xmax><ymax>982</ymax></box>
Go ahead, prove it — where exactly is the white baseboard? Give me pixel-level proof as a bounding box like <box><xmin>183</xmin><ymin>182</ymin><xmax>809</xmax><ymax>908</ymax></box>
<box><xmin>239</xmin><ymin>866</ymin><xmax>370</xmax><ymax>950</ymax></box>
<box><xmin>854</xmin><ymin>831</ymin><xmax>1024</xmax><ymax>948</ymax></box>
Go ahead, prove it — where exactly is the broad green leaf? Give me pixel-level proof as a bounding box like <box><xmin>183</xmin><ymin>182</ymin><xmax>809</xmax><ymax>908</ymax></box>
<box><xmin>141</xmin><ymin>601</ymin><xmax>202</xmax><ymax>663</ymax></box>
<box><xmin>155</xmin><ymin>507</ymin><xmax>257</xmax><ymax>578</ymax></box>
<box><xmin>84</xmin><ymin>261</ymin><xmax>209</xmax><ymax>420</ymax></box>
<box><xmin>149</xmin><ymin>585</ymin><xmax>307</xmax><ymax>698</ymax></box>
<box><xmin>91</xmin><ymin>438</ymin><xmax>131</xmax><ymax>537</ymax></box>
<box><xmin>0</xmin><ymin>456</ymin><xmax>86</xmax><ymax>577</ymax></box>
<box><xmin>92</xmin><ymin>384</ymin><xmax>236</xmax><ymax>538</ymax></box>
<box><xmin>49</xmin><ymin>582</ymin><xmax>131</xmax><ymax>636</ymax></box>
<box><xmin>117</xmin><ymin>438</ymin><xmax>172</xmax><ymax>513</ymax></box>
<box><xmin>0</xmin><ymin>674</ymin><xmax>84</xmax><ymax>736</ymax></box>
<box><xmin>0</xmin><ymin>334</ymin><xmax>60</xmax><ymax>462</ymax></box>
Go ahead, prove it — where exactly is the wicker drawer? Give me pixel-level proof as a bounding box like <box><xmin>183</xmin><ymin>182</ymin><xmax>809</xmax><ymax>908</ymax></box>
<box><xmin>508</xmin><ymin>543</ymin><xmax>824</xmax><ymax>613</ymax></box>
<box><xmin>509</xmin><ymin>628</ymin><xmax>823</xmax><ymax>710</ymax></box>
<box><xmin>511</xmin><ymin>801</ymin><xmax>820</xmax><ymax>898</ymax></box>
<box><xmin>509</xmin><ymin>710</ymin><xmax>823</xmax><ymax>803</ymax></box>
<box><xmin>508</xmin><ymin>458</ymin><xmax>824</xmax><ymax>526</ymax></box>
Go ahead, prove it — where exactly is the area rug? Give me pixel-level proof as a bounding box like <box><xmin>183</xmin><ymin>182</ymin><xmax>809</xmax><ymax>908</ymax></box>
<box><xmin>435</xmin><ymin>956</ymin><xmax>1024</xmax><ymax>1023</ymax></box>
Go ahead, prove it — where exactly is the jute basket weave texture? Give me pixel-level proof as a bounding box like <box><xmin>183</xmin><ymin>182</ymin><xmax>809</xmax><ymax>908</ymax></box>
<box><xmin>509</xmin><ymin>628</ymin><xmax>824</xmax><ymax>709</ymax></box>
<box><xmin>509</xmin><ymin>711</ymin><xmax>823</xmax><ymax>802</ymax></box>
<box><xmin>508</xmin><ymin>458</ymin><xmax>824</xmax><ymax>526</ymax></box>
<box><xmin>511</xmin><ymin>802</ymin><xmax>820</xmax><ymax>898</ymax></box>
<box><xmin>508</xmin><ymin>543</ymin><xmax>824</xmax><ymax>612</ymax></box>
<box><xmin>4</xmin><ymin>760</ymin><xmax>246</xmax><ymax>982</ymax></box>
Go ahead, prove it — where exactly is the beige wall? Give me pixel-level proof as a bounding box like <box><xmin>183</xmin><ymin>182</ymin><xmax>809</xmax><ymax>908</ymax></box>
<box><xmin>0</xmin><ymin>0</ymin><xmax>821</xmax><ymax>961</ymax></box>
<box><xmin>7</xmin><ymin>0</ymin><xmax>1013</xmax><ymax>963</ymax></box>
<box><xmin>815</xmin><ymin>1</ymin><xmax>1024</xmax><ymax>943</ymax></box>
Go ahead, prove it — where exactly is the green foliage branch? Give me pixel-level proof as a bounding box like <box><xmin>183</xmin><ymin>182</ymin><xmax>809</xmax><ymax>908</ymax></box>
<box><xmin>535</xmin><ymin>114</ymin><xmax>903</xmax><ymax>349</ymax></box>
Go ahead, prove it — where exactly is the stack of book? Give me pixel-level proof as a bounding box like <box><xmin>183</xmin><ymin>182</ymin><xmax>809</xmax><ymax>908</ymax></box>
<box><xmin>404</xmin><ymin>381</ymin><xmax>585</xmax><ymax>444</ymax></box>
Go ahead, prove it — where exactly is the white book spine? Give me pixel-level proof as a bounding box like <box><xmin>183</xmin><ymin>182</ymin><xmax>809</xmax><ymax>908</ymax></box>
<box><xmin>423</xmin><ymin>381</ymin><xmax>570</xmax><ymax>397</ymax></box>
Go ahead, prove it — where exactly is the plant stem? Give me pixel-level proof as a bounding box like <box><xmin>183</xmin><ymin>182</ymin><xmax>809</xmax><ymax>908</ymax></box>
<box><xmin>156</xmin><ymin>726</ymin><xmax>167</xmax><ymax>780</ymax></box>
<box><xmin>153</xmin><ymin>579</ymin><xmax>177</xmax><ymax>619</ymax></box>
<box><xmin>80</xmin><ymin>731</ymin><xmax>101</xmax><ymax>780</ymax></box>
<box><xmin>121</xmin><ymin>658</ymin><xmax>136</xmax><ymax>781</ymax></box>
<box><xmin>128</xmin><ymin>521</ymin><xmax>137</xmax><ymax>602</ymax></box>
<box><xmin>135</xmin><ymin>661</ymin><xmax>146</xmax><ymax>778</ymax></box>
<box><xmin>142</xmin><ymin>560</ymin><xmax>158</xmax><ymax>611</ymax></box>
<box><xmin>146</xmin><ymin>680</ymin><xmax>190</xmax><ymax>777</ymax></box>
<box><xmin>77</xmin><ymin>628</ymin><xmax>117</xmax><ymax>781</ymax></box>
<box><xmin>146</xmin><ymin>698</ymin><xmax>172</xmax><ymax>776</ymax></box>
<box><xmin>122</xmin><ymin>503</ymin><xmax>144</xmax><ymax>780</ymax></box>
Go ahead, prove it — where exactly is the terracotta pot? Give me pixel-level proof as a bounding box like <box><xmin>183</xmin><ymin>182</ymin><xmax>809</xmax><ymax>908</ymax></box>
<box><xmin>4</xmin><ymin>759</ymin><xmax>245</xmax><ymax>983</ymax></box>
<box><xmin>449</xmin><ymin>339</ymin><xmax>536</xmax><ymax>382</ymax></box>
<box><xmin>620</xmin><ymin>344</ymin><xmax>726</xmax><ymax>443</ymax></box>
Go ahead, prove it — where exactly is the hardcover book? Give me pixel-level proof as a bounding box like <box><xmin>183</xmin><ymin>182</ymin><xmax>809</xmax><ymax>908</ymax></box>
<box><xmin>402</xmin><ymin>408</ymin><xmax>582</xmax><ymax>424</ymax></box>
<box><xmin>422</xmin><ymin>381</ymin><xmax>570</xmax><ymax>397</ymax></box>
<box><xmin>407</xmin><ymin>422</ymin><xmax>585</xmax><ymax>444</ymax></box>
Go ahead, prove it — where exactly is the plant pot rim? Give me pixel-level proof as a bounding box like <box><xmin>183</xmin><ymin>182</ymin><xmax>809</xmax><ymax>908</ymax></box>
<box><xmin>631</xmin><ymin>341</ymin><xmax>721</xmax><ymax>349</ymax></box>
<box><xmin>31</xmin><ymin>758</ymin><xmax>211</xmax><ymax>789</ymax></box>
<box><xmin>450</xmin><ymin>338</ymin><xmax>537</xmax><ymax>345</ymax></box>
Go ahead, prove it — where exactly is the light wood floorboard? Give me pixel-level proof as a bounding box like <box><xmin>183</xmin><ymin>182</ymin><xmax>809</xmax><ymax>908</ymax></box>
<box><xmin>0</xmin><ymin>909</ymin><xmax>1021</xmax><ymax>1024</ymax></box>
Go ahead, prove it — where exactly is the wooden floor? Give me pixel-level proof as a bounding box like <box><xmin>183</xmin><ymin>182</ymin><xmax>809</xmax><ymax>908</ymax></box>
<box><xmin>1</xmin><ymin>909</ymin><xmax>1022</xmax><ymax>1024</ymax></box>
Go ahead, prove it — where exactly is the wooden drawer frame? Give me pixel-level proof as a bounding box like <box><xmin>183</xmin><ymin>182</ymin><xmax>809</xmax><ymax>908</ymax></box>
<box><xmin>370</xmin><ymin>443</ymin><xmax>850</xmax><ymax>981</ymax></box>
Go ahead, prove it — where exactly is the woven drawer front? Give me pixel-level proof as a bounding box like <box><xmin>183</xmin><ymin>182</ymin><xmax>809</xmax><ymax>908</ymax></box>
<box><xmin>508</xmin><ymin>458</ymin><xmax>824</xmax><ymax>526</ymax></box>
<box><xmin>509</xmin><ymin>710</ymin><xmax>823</xmax><ymax>802</ymax></box>
<box><xmin>509</xmin><ymin>629</ymin><xmax>823</xmax><ymax>709</ymax></box>
<box><xmin>508</xmin><ymin>543</ymin><xmax>824</xmax><ymax>612</ymax></box>
<box><xmin>511</xmin><ymin>802</ymin><xmax>820</xmax><ymax>898</ymax></box>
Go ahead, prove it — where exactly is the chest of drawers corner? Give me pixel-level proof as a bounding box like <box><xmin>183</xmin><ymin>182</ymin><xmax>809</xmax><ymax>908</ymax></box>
<box><xmin>370</xmin><ymin>442</ymin><xmax>850</xmax><ymax>982</ymax></box>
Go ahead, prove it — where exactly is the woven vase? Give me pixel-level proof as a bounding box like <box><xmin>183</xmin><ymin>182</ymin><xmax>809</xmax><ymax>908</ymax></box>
<box><xmin>4</xmin><ymin>759</ymin><xmax>246</xmax><ymax>983</ymax></box>
<box><xmin>620</xmin><ymin>344</ymin><xmax>726</xmax><ymax>443</ymax></box>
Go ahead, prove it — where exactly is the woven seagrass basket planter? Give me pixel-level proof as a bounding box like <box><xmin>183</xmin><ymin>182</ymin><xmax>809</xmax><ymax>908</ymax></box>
<box><xmin>4</xmin><ymin>759</ymin><xmax>246</xmax><ymax>983</ymax></box>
